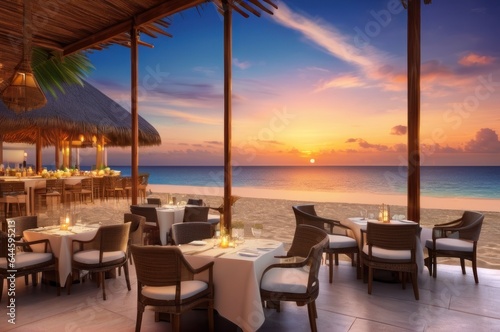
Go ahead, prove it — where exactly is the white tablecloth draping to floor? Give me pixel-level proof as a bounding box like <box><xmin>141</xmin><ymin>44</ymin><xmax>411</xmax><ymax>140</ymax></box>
<box><xmin>23</xmin><ymin>225</ymin><xmax>99</xmax><ymax>287</ymax></box>
<box><xmin>342</xmin><ymin>217</ymin><xmax>425</xmax><ymax>273</ymax></box>
<box><xmin>179</xmin><ymin>239</ymin><xmax>285</xmax><ymax>332</ymax></box>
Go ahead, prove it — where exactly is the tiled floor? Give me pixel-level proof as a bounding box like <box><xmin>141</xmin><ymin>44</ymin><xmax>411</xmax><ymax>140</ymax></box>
<box><xmin>2</xmin><ymin>261</ymin><xmax>499</xmax><ymax>331</ymax></box>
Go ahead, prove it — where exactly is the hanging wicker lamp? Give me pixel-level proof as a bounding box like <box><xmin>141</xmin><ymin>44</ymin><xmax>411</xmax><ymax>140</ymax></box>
<box><xmin>1</xmin><ymin>0</ymin><xmax>46</xmax><ymax>113</ymax></box>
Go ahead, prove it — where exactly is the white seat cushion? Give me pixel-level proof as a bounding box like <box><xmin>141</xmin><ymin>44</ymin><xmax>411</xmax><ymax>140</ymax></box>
<box><xmin>363</xmin><ymin>245</ymin><xmax>411</xmax><ymax>260</ymax></box>
<box><xmin>425</xmin><ymin>238</ymin><xmax>474</xmax><ymax>252</ymax></box>
<box><xmin>73</xmin><ymin>250</ymin><xmax>125</xmax><ymax>264</ymax></box>
<box><xmin>328</xmin><ymin>234</ymin><xmax>357</xmax><ymax>249</ymax></box>
<box><xmin>144</xmin><ymin>221</ymin><xmax>157</xmax><ymax>227</ymax></box>
<box><xmin>0</xmin><ymin>252</ymin><xmax>52</xmax><ymax>269</ymax></box>
<box><xmin>142</xmin><ymin>280</ymin><xmax>208</xmax><ymax>300</ymax></box>
<box><xmin>260</xmin><ymin>267</ymin><xmax>310</xmax><ymax>293</ymax></box>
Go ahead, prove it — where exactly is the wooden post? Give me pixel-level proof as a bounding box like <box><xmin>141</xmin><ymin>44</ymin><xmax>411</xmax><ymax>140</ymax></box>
<box><xmin>131</xmin><ymin>25</ymin><xmax>139</xmax><ymax>206</ymax></box>
<box><xmin>223</xmin><ymin>0</ymin><xmax>233</xmax><ymax>231</ymax></box>
<box><xmin>407</xmin><ymin>0</ymin><xmax>421</xmax><ymax>224</ymax></box>
<box><xmin>36</xmin><ymin>129</ymin><xmax>42</xmax><ymax>173</ymax></box>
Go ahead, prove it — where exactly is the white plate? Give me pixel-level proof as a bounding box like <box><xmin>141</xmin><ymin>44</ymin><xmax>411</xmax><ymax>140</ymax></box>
<box><xmin>189</xmin><ymin>240</ymin><xmax>207</xmax><ymax>246</ymax></box>
<box><xmin>257</xmin><ymin>247</ymin><xmax>273</xmax><ymax>251</ymax></box>
<box><xmin>238</xmin><ymin>252</ymin><xmax>259</xmax><ymax>257</ymax></box>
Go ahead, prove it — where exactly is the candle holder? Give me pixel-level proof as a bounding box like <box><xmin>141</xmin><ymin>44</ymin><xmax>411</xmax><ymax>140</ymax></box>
<box><xmin>378</xmin><ymin>204</ymin><xmax>391</xmax><ymax>223</ymax></box>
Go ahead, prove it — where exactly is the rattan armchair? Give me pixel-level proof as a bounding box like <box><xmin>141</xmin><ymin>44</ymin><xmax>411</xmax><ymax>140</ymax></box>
<box><xmin>124</xmin><ymin>213</ymin><xmax>146</xmax><ymax>264</ymax></box>
<box><xmin>10</xmin><ymin>215</ymin><xmax>37</xmax><ymax>241</ymax></box>
<box><xmin>183</xmin><ymin>206</ymin><xmax>210</xmax><ymax>223</ymax></box>
<box><xmin>130</xmin><ymin>204</ymin><xmax>161</xmax><ymax>245</ymax></box>
<box><xmin>361</xmin><ymin>222</ymin><xmax>420</xmax><ymax>300</ymax></box>
<box><xmin>68</xmin><ymin>223</ymin><xmax>131</xmax><ymax>300</ymax></box>
<box><xmin>425</xmin><ymin>211</ymin><xmax>484</xmax><ymax>283</ymax></box>
<box><xmin>171</xmin><ymin>222</ymin><xmax>213</xmax><ymax>245</ymax></box>
<box><xmin>0</xmin><ymin>231</ymin><xmax>60</xmax><ymax>302</ymax></box>
<box><xmin>130</xmin><ymin>245</ymin><xmax>214</xmax><ymax>332</ymax></box>
<box><xmin>260</xmin><ymin>224</ymin><xmax>328</xmax><ymax>332</ymax></box>
<box><xmin>146</xmin><ymin>197</ymin><xmax>162</xmax><ymax>206</ymax></box>
<box><xmin>293</xmin><ymin>204</ymin><xmax>359</xmax><ymax>283</ymax></box>
<box><xmin>187</xmin><ymin>198</ymin><xmax>203</xmax><ymax>206</ymax></box>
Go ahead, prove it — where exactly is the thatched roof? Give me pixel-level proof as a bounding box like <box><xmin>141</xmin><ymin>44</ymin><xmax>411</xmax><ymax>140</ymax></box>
<box><xmin>0</xmin><ymin>0</ymin><xmax>277</xmax><ymax>93</ymax></box>
<box><xmin>0</xmin><ymin>80</ymin><xmax>161</xmax><ymax>147</ymax></box>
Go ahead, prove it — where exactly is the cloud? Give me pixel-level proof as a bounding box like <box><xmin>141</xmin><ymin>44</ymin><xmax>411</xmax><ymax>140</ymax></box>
<box><xmin>233</xmin><ymin>58</ymin><xmax>251</xmax><ymax>70</ymax></box>
<box><xmin>465</xmin><ymin>128</ymin><xmax>500</xmax><ymax>153</ymax></box>
<box><xmin>193</xmin><ymin>66</ymin><xmax>217</xmax><ymax>76</ymax></box>
<box><xmin>458</xmin><ymin>53</ymin><xmax>495</xmax><ymax>66</ymax></box>
<box><xmin>272</xmin><ymin>3</ymin><xmax>393</xmax><ymax>91</ymax></box>
<box><xmin>314</xmin><ymin>74</ymin><xmax>366</xmax><ymax>92</ymax></box>
<box><xmin>345</xmin><ymin>138</ymin><xmax>389</xmax><ymax>151</ymax></box>
<box><xmin>161</xmin><ymin>109</ymin><xmax>221</xmax><ymax>125</ymax></box>
<box><xmin>390</xmin><ymin>125</ymin><xmax>407</xmax><ymax>136</ymax></box>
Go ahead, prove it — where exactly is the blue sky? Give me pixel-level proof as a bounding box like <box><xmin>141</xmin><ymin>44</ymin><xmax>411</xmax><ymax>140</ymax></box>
<box><xmin>20</xmin><ymin>0</ymin><xmax>500</xmax><ymax>167</ymax></box>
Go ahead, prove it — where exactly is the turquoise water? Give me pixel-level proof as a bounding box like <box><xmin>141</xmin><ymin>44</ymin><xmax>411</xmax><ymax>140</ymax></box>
<box><xmin>103</xmin><ymin>166</ymin><xmax>500</xmax><ymax>200</ymax></box>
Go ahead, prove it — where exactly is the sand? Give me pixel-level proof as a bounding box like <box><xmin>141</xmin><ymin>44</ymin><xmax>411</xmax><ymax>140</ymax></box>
<box><xmin>36</xmin><ymin>184</ymin><xmax>500</xmax><ymax>270</ymax></box>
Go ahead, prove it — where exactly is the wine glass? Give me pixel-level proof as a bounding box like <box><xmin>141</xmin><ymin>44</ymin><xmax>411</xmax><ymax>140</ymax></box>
<box><xmin>251</xmin><ymin>224</ymin><xmax>263</xmax><ymax>242</ymax></box>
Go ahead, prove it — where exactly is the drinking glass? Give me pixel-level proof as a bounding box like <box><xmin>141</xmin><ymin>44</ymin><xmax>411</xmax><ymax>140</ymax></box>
<box><xmin>251</xmin><ymin>224</ymin><xmax>263</xmax><ymax>242</ymax></box>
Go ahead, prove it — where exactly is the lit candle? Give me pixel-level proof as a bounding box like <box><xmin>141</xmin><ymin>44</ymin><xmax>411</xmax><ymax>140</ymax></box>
<box><xmin>220</xmin><ymin>235</ymin><xmax>229</xmax><ymax>248</ymax></box>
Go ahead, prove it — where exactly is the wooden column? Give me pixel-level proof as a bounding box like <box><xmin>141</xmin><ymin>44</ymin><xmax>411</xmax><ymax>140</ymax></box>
<box><xmin>131</xmin><ymin>25</ymin><xmax>139</xmax><ymax>205</ymax></box>
<box><xmin>36</xmin><ymin>129</ymin><xmax>42</xmax><ymax>173</ymax></box>
<box><xmin>223</xmin><ymin>1</ymin><xmax>233</xmax><ymax>231</ymax></box>
<box><xmin>407</xmin><ymin>0</ymin><xmax>421</xmax><ymax>224</ymax></box>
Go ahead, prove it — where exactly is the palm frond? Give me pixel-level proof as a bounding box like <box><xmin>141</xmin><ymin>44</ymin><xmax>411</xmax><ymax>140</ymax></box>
<box><xmin>32</xmin><ymin>48</ymin><xmax>94</xmax><ymax>98</ymax></box>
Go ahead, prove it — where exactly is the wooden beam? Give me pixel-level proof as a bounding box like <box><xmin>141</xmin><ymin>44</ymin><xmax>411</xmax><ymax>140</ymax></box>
<box><xmin>63</xmin><ymin>0</ymin><xmax>205</xmax><ymax>55</ymax></box>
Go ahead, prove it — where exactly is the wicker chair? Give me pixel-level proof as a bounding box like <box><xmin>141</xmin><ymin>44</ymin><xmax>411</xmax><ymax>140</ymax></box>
<box><xmin>361</xmin><ymin>222</ymin><xmax>420</xmax><ymax>300</ymax></box>
<box><xmin>103</xmin><ymin>176</ymin><xmax>124</xmax><ymax>201</ymax></box>
<box><xmin>124</xmin><ymin>213</ymin><xmax>146</xmax><ymax>264</ymax></box>
<box><xmin>146</xmin><ymin>197</ymin><xmax>162</xmax><ymax>206</ymax></box>
<box><xmin>293</xmin><ymin>204</ymin><xmax>359</xmax><ymax>283</ymax></box>
<box><xmin>130</xmin><ymin>204</ymin><xmax>161</xmax><ymax>245</ymax></box>
<box><xmin>35</xmin><ymin>178</ymin><xmax>64</xmax><ymax>211</ymax></box>
<box><xmin>137</xmin><ymin>173</ymin><xmax>150</xmax><ymax>203</ymax></box>
<box><xmin>0</xmin><ymin>181</ymin><xmax>28</xmax><ymax>217</ymax></box>
<box><xmin>187</xmin><ymin>198</ymin><xmax>203</xmax><ymax>206</ymax></box>
<box><xmin>260</xmin><ymin>224</ymin><xmax>328</xmax><ymax>332</ymax></box>
<box><xmin>171</xmin><ymin>222</ymin><xmax>213</xmax><ymax>245</ymax></box>
<box><xmin>71</xmin><ymin>178</ymin><xmax>93</xmax><ymax>204</ymax></box>
<box><xmin>68</xmin><ymin>223</ymin><xmax>131</xmax><ymax>300</ymax></box>
<box><xmin>130</xmin><ymin>245</ymin><xmax>214</xmax><ymax>332</ymax></box>
<box><xmin>425</xmin><ymin>211</ymin><xmax>484</xmax><ymax>283</ymax></box>
<box><xmin>0</xmin><ymin>231</ymin><xmax>60</xmax><ymax>302</ymax></box>
<box><xmin>183</xmin><ymin>206</ymin><xmax>210</xmax><ymax>223</ymax></box>
<box><xmin>10</xmin><ymin>215</ymin><xmax>37</xmax><ymax>241</ymax></box>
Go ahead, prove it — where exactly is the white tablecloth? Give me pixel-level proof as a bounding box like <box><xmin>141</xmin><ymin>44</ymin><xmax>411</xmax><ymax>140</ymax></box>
<box><xmin>155</xmin><ymin>207</ymin><xmax>184</xmax><ymax>245</ymax></box>
<box><xmin>342</xmin><ymin>217</ymin><xmax>425</xmax><ymax>273</ymax></box>
<box><xmin>180</xmin><ymin>239</ymin><xmax>285</xmax><ymax>332</ymax></box>
<box><xmin>23</xmin><ymin>225</ymin><xmax>99</xmax><ymax>287</ymax></box>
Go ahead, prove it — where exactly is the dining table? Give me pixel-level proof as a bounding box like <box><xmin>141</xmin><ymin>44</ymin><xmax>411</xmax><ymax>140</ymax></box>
<box><xmin>2</xmin><ymin>176</ymin><xmax>91</xmax><ymax>215</ymax></box>
<box><xmin>23</xmin><ymin>223</ymin><xmax>99</xmax><ymax>288</ymax></box>
<box><xmin>342</xmin><ymin>217</ymin><xmax>425</xmax><ymax>273</ymax></box>
<box><xmin>178</xmin><ymin>238</ymin><xmax>285</xmax><ymax>332</ymax></box>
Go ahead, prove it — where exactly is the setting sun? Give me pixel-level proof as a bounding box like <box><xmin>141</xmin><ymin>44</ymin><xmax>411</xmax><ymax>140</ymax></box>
<box><xmin>310</xmin><ymin>158</ymin><xmax>315</xmax><ymax>164</ymax></box>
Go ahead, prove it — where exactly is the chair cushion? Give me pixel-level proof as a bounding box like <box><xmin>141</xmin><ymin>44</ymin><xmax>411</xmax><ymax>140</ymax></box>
<box><xmin>362</xmin><ymin>245</ymin><xmax>411</xmax><ymax>260</ymax></box>
<box><xmin>328</xmin><ymin>234</ymin><xmax>357</xmax><ymax>249</ymax></box>
<box><xmin>0</xmin><ymin>252</ymin><xmax>52</xmax><ymax>269</ymax></box>
<box><xmin>260</xmin><ymin>267</ymin><xmax>310</xmax><ymax>294</ymax></box>
<box><xmin>144</xmin><ymin>221</ymin><xmax>157</xmax><ymax>228</ymax></box>
<box><xmin>142</xmin><ymin>280</ymin><xmax>208</xmax><ymax>300</ymax></box>
<box><xmin>425</xmin><ymin>238</ymin><xmax>474</xmax><ymax>252</ymax></box>
<box><xmin>73</xmin><ymin>250</ymin><xmax>125</xmax><ymax>264</ymax></box>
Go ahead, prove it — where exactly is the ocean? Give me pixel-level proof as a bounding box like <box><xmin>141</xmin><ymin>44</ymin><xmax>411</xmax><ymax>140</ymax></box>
<box><xmin>104</xmin><ymin>166</ymin><xmax>500</xmax><ymax>200</ymax></box>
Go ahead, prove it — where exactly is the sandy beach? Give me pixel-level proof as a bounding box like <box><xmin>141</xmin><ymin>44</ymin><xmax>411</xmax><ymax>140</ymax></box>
<box><xmin>36</xmin><ymin>184</ymin><xmax>500</xmax><ymax>271</ymax></box>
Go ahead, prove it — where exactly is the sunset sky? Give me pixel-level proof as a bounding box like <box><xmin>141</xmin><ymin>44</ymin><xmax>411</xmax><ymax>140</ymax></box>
<box><xmin>26</xmin><ymin>0</ymin><xmax>500</xmax><ymax>167</ymax></box>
